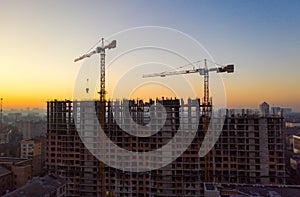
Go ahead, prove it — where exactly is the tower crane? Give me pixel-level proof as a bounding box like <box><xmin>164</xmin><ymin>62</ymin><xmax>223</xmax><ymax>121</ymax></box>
<box><xmin>74</xmin><ymin>38</ymin><xmax>116</xmax><ymax>101</ymax></box>
<box><xmin>74</xmin><ymin>38</ymin><xmax>116</xmax><ymax>197</ymax></box>
<box><xmin>143</xmin><ymin>59</ymin><xmax>234</xmax><ymax>182</ymax></box>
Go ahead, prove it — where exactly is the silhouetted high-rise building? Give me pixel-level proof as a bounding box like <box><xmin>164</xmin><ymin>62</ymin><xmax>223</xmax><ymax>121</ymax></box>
<box><xmin>259</xmin><ymin>102</ymin><xmax>270</xmax><ymax>116</ymax></box>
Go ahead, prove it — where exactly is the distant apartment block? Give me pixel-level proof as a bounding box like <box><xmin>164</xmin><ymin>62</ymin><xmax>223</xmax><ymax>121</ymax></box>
<box><xmin>21</xmin><ymin>139</ymin><xmax>41</xmax><ymax>159</ymax></box>
<box><xmin>0</xmin><ymin>129</ymin><xmax>10</xmax><ymax>144</ymax></box>
<box><xmin>21</xmin><ymin>120</ymin><xmax>47</xmax><ymax>140</ymax></box>
<box><xmin>259</xmin><ymin>102</ymin><xmax>270</xmax><ymax>116</ymax></box>
<box><xmin>22</xmin><ymin>121</ymin><xmax>31</xmax><ymax>140</ymax></box>
<box><xmin>46</xmin><ymin>99</ymin><xmax>286</xmax><ymax>196</ymax></box>
<box><xmin>21</xmin><ymin>138</ymin><xmax>43</xmax><ymax>176</ymax></box>
<box><xmin>272</xmin><ymin>107</ymin><xmax>293</xmax><ymax>117</ymax></box>
<box><xmin>293</xmin><ymin>135</ymin><xmax>300</xmax><ymax>154</ymax></box>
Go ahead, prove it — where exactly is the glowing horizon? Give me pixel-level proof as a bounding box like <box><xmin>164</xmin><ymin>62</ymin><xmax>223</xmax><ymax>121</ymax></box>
<box><xmin>2</xmin><ymin>84</ymin><xmax>298</xmax><ymax>111</ymax></box>
<box><xmin>1</xmin><ymin>1</ymin><xmax>299</xmax><ymax>111</ymax></box>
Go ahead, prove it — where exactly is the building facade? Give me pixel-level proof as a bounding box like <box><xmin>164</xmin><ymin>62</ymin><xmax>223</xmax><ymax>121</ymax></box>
<box><xmin>21</xmin><ymin>138</ymin><xmax>43</xmax><ymax>176</ymax></box>
<box><xmin>46</xmin><ymin>99</ymin><xmax>285</xmax><ymax>196</ymax></box>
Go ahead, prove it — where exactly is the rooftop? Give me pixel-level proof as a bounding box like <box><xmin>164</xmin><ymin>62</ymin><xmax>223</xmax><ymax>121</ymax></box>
<box><xmin>0</xmin><ymin>157</ymin><xmax>28</xmax><ymax>163</ymax></box>
<box><xmin>3</xmin><ymin>174</ymin><xmax>66</xmax><ymax>197</ymax></box>
<box><xmin>0</xmin><ymin>166</ymin><xmax>11</xmax><ymax>176</ymax></box>
<box><xmin>205</xmin><ymin>183</ymin><xmax>300</xmax><ymax>197</ymax></box>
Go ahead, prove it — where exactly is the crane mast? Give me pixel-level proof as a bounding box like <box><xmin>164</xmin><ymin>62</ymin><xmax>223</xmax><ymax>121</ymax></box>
<box><xmin>100</xmin><ymin>38</ymin><xmax>106</xmax><ymax>102</ymax></box>
<box><xmin>74</xmin><ymin>38</ymin><xmax>116</xmax><ymax>197</ymax></box>
<box><xmin>203</xmin><ymin>59</ymin><xmax>209</xmax><ymax>106</ymax></box>
<box><xmin>143</xmin><ymin>59</ymin><xmax>234</xmax><ymax>182</ymax></box>
<box><xmin>74</xmin><ymin>38</ymin><xmax>116</xmax><ymax>102</ymax></box>
<box><xmin>99</xmin><ymin>39</ymin><xmax>106</xmax><ymax>197</ymax></box>
<box><xmin>203</xmin><ymin>59</ymin><xmax>211</xmax><ymax>181</ymax></box>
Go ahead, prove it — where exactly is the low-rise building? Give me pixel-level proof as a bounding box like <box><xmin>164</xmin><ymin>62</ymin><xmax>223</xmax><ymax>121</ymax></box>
<box><xmin>0</xmin><ymin>157</ymin><xmax>32</xmax><ymax>189</ymax></box>
<box><xmin>3</xmin><ymin>174</ymin><xmax>67</xmax><ymax>197</ymax></box>
<box><xmin>0</xmin><ymin>166</ymin><xmax>13</xmax><ymax>195</ymax></box>
<box><xmin>204</xmin><ymin>182</ymin><xmax>300</xmax><ymax>197</ymax></box>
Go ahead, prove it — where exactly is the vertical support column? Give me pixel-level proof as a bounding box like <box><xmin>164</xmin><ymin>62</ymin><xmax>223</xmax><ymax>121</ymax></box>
<box><xmin>204</xmin><ymin>114</ymin><xmax>211</xmax><ymax>182</ymax></box>
<box><xmin>259</xmin><ymin>118</ymin><xmax>269</xmax><ymax>184</ymax></box>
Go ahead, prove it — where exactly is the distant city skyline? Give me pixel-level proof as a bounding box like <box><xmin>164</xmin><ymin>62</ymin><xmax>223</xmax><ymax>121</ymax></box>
<box><xmin>1</xmin><ymin>1</ymin><xmax>300</xmax><ymax>110</ymax></box>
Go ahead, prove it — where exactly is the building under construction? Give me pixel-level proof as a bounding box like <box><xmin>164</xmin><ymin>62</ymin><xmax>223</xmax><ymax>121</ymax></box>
<box><xmin>46</xmin><ymin>98</ymin><xmax>285</xmax><ymax>197</ymax></box>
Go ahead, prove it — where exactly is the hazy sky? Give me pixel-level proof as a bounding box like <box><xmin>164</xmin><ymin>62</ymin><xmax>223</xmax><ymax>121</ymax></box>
<box><xmin>0</xmin><ymin>1</ymin><xmax>300</xmax><ymax>111</ymax></box>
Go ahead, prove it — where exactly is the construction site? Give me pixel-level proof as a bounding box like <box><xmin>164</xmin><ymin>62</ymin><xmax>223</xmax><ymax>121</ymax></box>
<box><xmin>45</xmin><ymin>38</ymin><xmax>286</xmax><ymax>196</ymax></box>
<box><xmin>46</xmin><ymin>98</ymin><xmax>285</xmax><ymax>196</ymax></box>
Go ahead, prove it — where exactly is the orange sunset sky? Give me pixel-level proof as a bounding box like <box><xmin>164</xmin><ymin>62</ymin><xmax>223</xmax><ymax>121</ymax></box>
<box><xmin>1</xmin><ymin>1</ymin><xmax>300</xmax><ymax>111</ymax></box>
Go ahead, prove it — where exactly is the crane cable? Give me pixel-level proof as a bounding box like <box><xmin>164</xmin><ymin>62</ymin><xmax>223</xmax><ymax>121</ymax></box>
<box><xmin>85</xmin><ymin>37</ymin><xmax>115</xmax><ymax>54</ymax></box>
<box><xmin>161</xmin><ymin>59</ymin><xmax>205</xmax><ymax>74</ymax></box>
<box><xmin>161</xmin><ymin>59</ymin><xmax>228</xmax><ymax>75</ymax></box>
<box><xmin>85</xmin><ymin>38</ymin><xmax>102</xmax><ymax>53</ymax></box>
<box><xmin>206</xmin><ymin>59</ymin><xmax>227</xmax><ymax>67</ymax></box>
